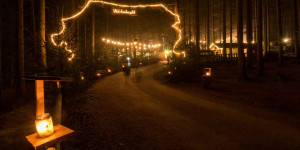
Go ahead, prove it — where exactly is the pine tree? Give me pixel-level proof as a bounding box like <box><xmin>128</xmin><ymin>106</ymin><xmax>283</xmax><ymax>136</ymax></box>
<box><xmin>277</xmin><ymin>0</ymin><xmax>283</xmax><ymax>65</ymax></box>
<box><xmin>18</xmin><ymin>0</ymin><xmax>25</xmax><ymax>95</ymax></box>
<box><xmin>256</xmin><ymin>0</ymin><xmax>264</xmax><ymax>75</ymax></box>
<box><xmin>206</xmin><ymin>0</ymin><xmax>210</xmax><ymax>50</ymax></box>
<box><xmin>246</xmin><ymin>0</ymin><xmax>253</xmax><ymax>68</ymax></box>
<box><xmin>195</xmin><ymin>0</ymin><xmax>199</xmax><ymax>69</ymax></box>
<box><xmin>31</xmin><ymin>0</ymin><xmax>37</xmax><ymax>58</ymax></box>
<box><xmin>229</xmin><ymin>0</ymin><xmax>233</xmax><ymax>57</ymax></box>
<box><xmin>237</xmin><ymin>0</ymin><xmax>247</xmax><ymax>80</ymax></box>
<box><xmin>40</xmin><ymin>0</ymin><xmax>46</xmax><ymax>69</ymax></box>
<box><xmin>0</xmin><ymin>0</ymin><xmax>2</xmax><ymax>96</ymax></box>
<box><xmin>222</xmin><ymin>0</ymin><xmax>227</xmax><ymax>59</ymax></box>
<box><xmin>293</xmin><ymin>0</ymin><xmax>299</xmax><ymax>58</ymax></box>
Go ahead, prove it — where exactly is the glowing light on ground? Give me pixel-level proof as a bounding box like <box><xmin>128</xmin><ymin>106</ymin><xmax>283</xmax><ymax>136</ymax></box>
<box><xmin>51</xmin><ymin>0</ymin><xmax>182</xmax><ymax>61</ymax></box>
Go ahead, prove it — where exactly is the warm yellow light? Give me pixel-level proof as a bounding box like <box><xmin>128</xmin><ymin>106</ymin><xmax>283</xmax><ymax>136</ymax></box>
<box><xmin>97</xmin><ymin>73</ymin><xmax>101</xmax><ymax>77</ymax></box>
<box><xmin>108</xmin><ymin>68</ymin><xmax>112</xmax><ymax>73</ymax></box>
<box><xmin>209</xmin><ymin>43</ymin><xmax>223</xmax><ymax>50</ymax></box>
<box><xmin>36</xmin><ymin>121</ymin><xmax>48</xmax><ymax>132</ymax></box>
<box><xmin>112</xmin><ymin>8</ymin><xmax>136</xmax><ymax>15</ymax></box>
<box><xmin>50</xmin><ymin>0</ymin><xmax>183</xmax><ymax>61</ymax></box>
<box><xmin>81</xmin><ymin>76</ymin><xmax>85</xmax><ymax>80</ymax></box>
<box><xmin>168</xmin><ymin>71</ymin><xmax>172</xmax><ymax>75</ymax></box>
<box><xmin>203</xmin><ymin>68</ymin><xmax>212</xmax><ymax>77</ymax></box>
<box><xmin>283</xmin><ymin>38</ymin><xmax>290</xmax><ymax>43</ymax></box>
<box><xmin>35</xmin><ymin>113</ymin><xmax>54</xmax><ymax>138</ymax></box>
<box><xmin>102</xmin><ymin>38</ymin><xmax>105</xmax><ymax>41</ymax></box>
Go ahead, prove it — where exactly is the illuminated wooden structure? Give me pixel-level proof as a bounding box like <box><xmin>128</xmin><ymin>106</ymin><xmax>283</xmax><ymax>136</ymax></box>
<box><xmin>26</xmin><ymin>125</ymin><xmax>74</xmax><ymax>150</ymax></box>
<box><xmin>23</xmin><ymin>75</ymin><xmax>74</xmax><ymax>150</ymax></box>
<box><xmin>202</xmin><ymin>68</ymin><xmax>212</xmax><ymax>89</ymax></box>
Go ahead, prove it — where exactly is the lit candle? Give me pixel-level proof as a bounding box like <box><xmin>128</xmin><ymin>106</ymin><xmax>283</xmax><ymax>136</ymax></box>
<box><xmin>35</xmin><ymin>113</ymin><xmax>54</xmax><ymax>137</ymax></box>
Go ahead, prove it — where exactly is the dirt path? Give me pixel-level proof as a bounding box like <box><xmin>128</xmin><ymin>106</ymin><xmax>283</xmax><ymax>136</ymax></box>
<box><xmin>62</xmin><ymin>64</ymin><xmax>300</xmax><ymax>150</ymax></box>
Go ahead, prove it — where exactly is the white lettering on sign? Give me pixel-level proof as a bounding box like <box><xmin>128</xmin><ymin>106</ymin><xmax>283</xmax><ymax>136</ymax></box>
<box><xmin>112</xmin><ymin>8</ymin><xmax>137</xmax><ymax>16</ymax></box>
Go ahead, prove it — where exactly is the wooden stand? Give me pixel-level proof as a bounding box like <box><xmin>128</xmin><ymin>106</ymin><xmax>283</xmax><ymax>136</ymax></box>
<box><xmin>23</xmin><ymin>75</ymin><xmax>74</xmax><ymax>150</ymax></box>
<box><xmin>26</xmin><ymin>124</ymin><xmax>74</xmax><ymax>150</ymax></box>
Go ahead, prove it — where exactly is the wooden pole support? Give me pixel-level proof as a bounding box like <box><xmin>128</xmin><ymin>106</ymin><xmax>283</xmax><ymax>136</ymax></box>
<box><xmin>35</xmin><ymin>80</ymin><xmax>45</xmax><ymax>118</ymax></box>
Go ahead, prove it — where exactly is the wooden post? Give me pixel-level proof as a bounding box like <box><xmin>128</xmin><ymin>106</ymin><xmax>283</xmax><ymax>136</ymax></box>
<box><xmin>35</xmin><ymin>80</ymin><xmax>45</xmax><ymax>118</ymax></box>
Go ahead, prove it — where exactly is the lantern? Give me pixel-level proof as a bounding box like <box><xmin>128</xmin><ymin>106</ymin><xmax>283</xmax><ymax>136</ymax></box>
<box><xmin>203</xmin><ymin>68</ymin><xmax>211</xmax><ymax>77</ymax></box>
<box><xmin>35</xmin><ymin>113</ymin><xmax>54</xmax><ymax>137</ymax></box>
<box><xmin>80</xmin><ymin>72</ymin><xmax>85</xmax><ymax>80</ymax></box>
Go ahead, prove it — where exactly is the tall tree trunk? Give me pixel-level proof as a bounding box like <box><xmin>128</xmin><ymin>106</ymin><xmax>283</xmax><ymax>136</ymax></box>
<box><xmin>183</xmin><ymin>0</ymin><xmax>186</xmax><ymax>42</ymax></box>
<box><xmin>188</xmin><ymin>0</ymin><xmax>192</xmax><ymax>44</ymax></box>
<box><xmin>256</xmin><ymin>0</ymin><xmax>264</xmax><ymax>75</ymax></box>
<box><xmin>222</xmin><ymin>0</ymin><xmax>227</xmax><ymax>59</ymax></box>
<box><xmin>71</xmin><ymin>0</ymin><xmax>75</xmax><ymax>51</ymax></box>
<box><xmin>254</xmin><ymin>0</ymin><xmax>257</xmax><ymax>43</ymax></box>
<box><xmin>265</xmin><ymin>0</ymin><xmax>270</xmax><ymax>55</ymax></box>
<box><xmin>31</xmin><ymin>0</ymin><xmax>37</xmax><ymax>58</ymax></box>
<box><xmin>18</xmin><ymin>0</ymin><xmax>25</xmax><ymax>95</ymax></box>
<box><xmin>293</xmin><ymin>0</ymin><xmax>299</xmax><ymax>58</ymax></box>
<box><xmin>84</xmin><ymin>5</ymin><xmax>87</xmax><ymax>65</ymax></box>
<box><xmin>195</xmin><ymin>0</ymin><xmax>199</xmax><ymax>69</ymax></box>
<box><xmin>220</xmin><ymin>3</ymin><xmax>222</xmax><ymax>43</ymax></box>
<box><xmin>40</xmin><ymin>0</ymin><xmax>46</xmax><ymax>69</ymax></box>
<box><xmin>246</xmin><ymin>0</ymin><xmax>253</xmax><ymax>68</ymax></box>
<box><xmin>206</xmin><ymin>0</ymin><xmax>210</xmax><ymax>50</ymax></box>
<box><xmin>237</xmin><ymin>0</ymin><xmax>247</xmax><ymax>80</ymax></box>
<box><xmin>230</xmin><ymin>0</ymin><xmax>233</xmax><ymax>56</ymax></box>
<box><xmin>212</xmin><ymin>0</ymin><xmax>215</xmax><ymax>43</ymax></box>
<box><xmin>76</xmin><ymin>0</ymin><xmax>80</xmax><ymax>64</ymax></box>
<box><xmin>92</xmin><ymin>5</ymin><xmax>95</xmax><ymax>63</ymax></box>
<box><xmin>277</xmin><ymin>0</ymin><xmax>283</xmax><ymax>65</ymax></box>
<box><xmin>0</xmin><ymin>0</ymin><xmax>2</xmax><ymax>96</ymax></box>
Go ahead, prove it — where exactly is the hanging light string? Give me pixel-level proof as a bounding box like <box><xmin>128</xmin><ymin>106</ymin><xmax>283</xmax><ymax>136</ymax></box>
<box><xmin>51</xmin><ymin>0</ymin><xmax>182</xmax><ymax>61</ymax></box>
<box><xmin>102</xmin><ymin>38</ymin><xmax>161</xmax><ymax>49</ymax></box>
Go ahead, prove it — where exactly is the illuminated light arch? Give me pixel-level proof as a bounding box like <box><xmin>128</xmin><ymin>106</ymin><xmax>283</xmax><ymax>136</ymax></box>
<box><xmin>51</xmin><ymin>0</ymin><xmax>182</xmax><ymax>61</ymax></box>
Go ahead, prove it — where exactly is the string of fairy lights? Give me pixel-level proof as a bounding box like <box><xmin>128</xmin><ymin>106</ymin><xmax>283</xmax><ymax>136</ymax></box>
<box><xmin>101</xmin><ymin>38</ymin><xmax>161</xmax><ymax>50</ymax></box>
<box><xmin>50</xmin><ymin>0</ymin><xmax>183</xmax><ymax>61</ymax></box>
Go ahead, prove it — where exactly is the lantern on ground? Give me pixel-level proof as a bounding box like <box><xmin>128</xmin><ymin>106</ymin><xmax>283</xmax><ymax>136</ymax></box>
<box><xmin>35</xmin><ymin>113</ymin><xmax>54</xmax><ymax>137</ymax></box>
<box><xmin>202</xmin><ymin>68</ymin><xmax>212</xmax><ymax>89</ymax></box>
<box><xmin>80</xmin><ymin>72</ymin><xmax>85</xmax><ymax>80</ymax></box>
<box><xmin>203</xmin><ymin>68</ymin><xmax>211</xmax><ymax>77</ymax></box>
<box><xmin>96</xmin><ymin>70</ymin><xmax>102</xmax><ymax>77</ymax></box>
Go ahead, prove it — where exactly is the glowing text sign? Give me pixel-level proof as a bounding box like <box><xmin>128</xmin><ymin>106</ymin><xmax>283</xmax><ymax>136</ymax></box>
<box><xmin>112</xmin><ymin>8</ymin><xmax>137</xmax><ymax>16</ymax></box>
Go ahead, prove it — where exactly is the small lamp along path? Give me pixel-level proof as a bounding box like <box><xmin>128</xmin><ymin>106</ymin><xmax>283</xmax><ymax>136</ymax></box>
<box><xmin>50</xmin><ymin>0</ymin><xmax>183</xmax><ymax>61</ymax></box>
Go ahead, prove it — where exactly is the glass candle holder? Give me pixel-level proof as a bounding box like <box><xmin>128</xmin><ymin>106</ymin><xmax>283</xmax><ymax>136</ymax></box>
<box><xmin>35</xmin><ymin>113</ymin><xmax>54</xmax><ymax>137</ymax></box>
